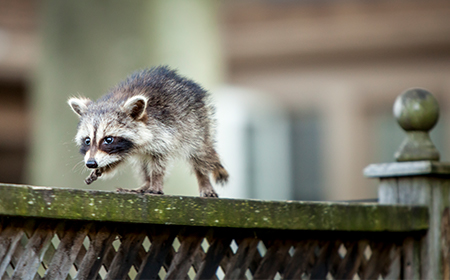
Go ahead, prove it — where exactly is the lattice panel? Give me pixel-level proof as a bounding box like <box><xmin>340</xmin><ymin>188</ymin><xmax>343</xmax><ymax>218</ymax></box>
<box><xmin>0</xmin><ymin>217</ymin><xmax>413</xmax><ymax>280</ymax></box>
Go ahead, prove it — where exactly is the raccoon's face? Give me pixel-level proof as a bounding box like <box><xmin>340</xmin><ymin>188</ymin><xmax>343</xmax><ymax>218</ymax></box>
<box><xmin>68</xmin><ymin>95</ymin><xmax>148</xmax><ymax>170</ymax></box>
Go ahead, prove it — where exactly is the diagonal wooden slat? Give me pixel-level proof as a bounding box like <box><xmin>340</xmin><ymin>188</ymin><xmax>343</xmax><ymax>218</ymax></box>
<box><xmin>382</xmin><ymin>245</ymin><xmax>401</xmax><ymax>279</ymax></box>
<box><xmin>328</xmin><ymin>241</ymin><xmax>347</xmax><ymax>277</ymax></box>
<box><xmin>309</xmin><ymin>240</ymin><xmax>341</xmax><ymax>279</ymax></box>
<box><xmin>194</xmin><ymin>235</ymin><xmax>232</xmax><ymax>280</ymax></box>
<box><xmin>42</xmin><ymin>222</ymin><xmax>92</xmax><ymax>280</ymax></box>
<box><xmin>74</xmin><ymin>226</ymin><xmax>117</xmax><ymax>280</ymax></box>
<box><xmin>0</xmin><ymin>217</ymin><xmax>424</xmax><ymax>280</ymax></box>
<box><xmin>252</xmin><ymin>239</ymin><xmax>291</xmax><ymax>279</ymax></box>
<box><xmin>136</xmin><ymin>227</ymin><xmax>179</xmax><ymax>280</ymax></box>
<box><xmin>247</xmin><ymin>242</ymin><xmax>263</xmax><ymax>275</ymax></box>
<box><xmin>73</xmin><ymin>239</ymin><xmax>87</xmax><ymax>270</ymax></box>
<box><xmin>11</xmin><ymin>221</ymin><xmax>55</xmax><ymax>280</ymax></box>
<box><xmin>104</xmin><ymin>229</ymin><xmax>147</xmax><ymax>280</ymax></box>
<box><xmin>190</xmin><ymin>244</ymin><xmax>207</xmax><ymax>277</ymax></box>
<box><xmin>362</xmin><ymin>242</ymin><xmax>394</xmax><ymax>279</ymax></box>
<box><xmin>100</xmin><ymin>240</ymin><xmax>117</xmax><ymax>275</ymax></box>
<box><xmin>165</xmin><ymin>228</ymin><xmax>206</xmax><ymax>280</ymax></box>
<box><xmin>218</xmin><ymin>240</ymin><xmax>235</xmax><ymax>274</ymax></box>
<box><xmin>0</xmin><ymin>222</ymin><xmax>25</xmax><ymax>278</ymax></box>
<box><xmin>223</xmin><ymin>237</ymin><xmax>259</xmax><ymax>280</ymax></box>
<box><xmin>162</xmin><ymin>245</ymin><xmax>176</xmax><ymax>277</ymax></box>
<box><xmin>334</xmin><ymin>240</ymin><xmax>367</xmax><ymax>279</ymax></box>
<box><xmin>283</xmin><ymin>240</ymin><xmax>317</xmax><ymax>279</ymax></box>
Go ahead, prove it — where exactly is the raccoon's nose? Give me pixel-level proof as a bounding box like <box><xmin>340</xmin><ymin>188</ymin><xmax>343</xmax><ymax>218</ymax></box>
<box><xmin>86</xmin><ymin>158</ymin><xmax>98</xmax><ymax>169</ymax></box>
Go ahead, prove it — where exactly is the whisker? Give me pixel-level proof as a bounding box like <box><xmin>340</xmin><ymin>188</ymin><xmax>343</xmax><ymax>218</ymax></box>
<box><xmin>72</xmin><ymin>160</ymin><xmax>87</xmax><ymax>174</ymax></box>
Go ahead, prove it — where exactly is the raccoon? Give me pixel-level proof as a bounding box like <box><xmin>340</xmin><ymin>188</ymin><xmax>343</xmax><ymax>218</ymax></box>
<box><xmin>68</xmin><ymin>66</ymin><xmax>228</xmax><ymax>197</ymax></box>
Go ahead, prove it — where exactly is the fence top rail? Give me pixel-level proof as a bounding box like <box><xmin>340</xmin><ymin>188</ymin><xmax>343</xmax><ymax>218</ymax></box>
<box><xmin>0</xmin><ymin>183</ymin><xmax>428</xmax><ymax>232</ymax></box>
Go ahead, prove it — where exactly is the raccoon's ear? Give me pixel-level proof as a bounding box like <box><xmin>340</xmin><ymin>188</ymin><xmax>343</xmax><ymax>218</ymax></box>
<box><xmin>68</xmin><ymin>97</ymin><xmax>92</xmax><ymax>117</ymax></box>
<box><xmin>122</xmin><ymin>95</ymin><xmax>148</xmax><ymax>120</ymax></box>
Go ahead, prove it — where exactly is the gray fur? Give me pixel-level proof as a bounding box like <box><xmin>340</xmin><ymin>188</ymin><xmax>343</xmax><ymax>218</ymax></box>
<box><xmin>68</xmin><ymin>66</ymin><xmax>228</xmax><ymax>197</ymax></box>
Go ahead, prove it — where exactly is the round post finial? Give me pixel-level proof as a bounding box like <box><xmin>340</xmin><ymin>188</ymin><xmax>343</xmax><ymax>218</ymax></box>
<box><xmin>393</xmin><ymin>88</ymin><xmax>440</xmax><ymax>161</ymax></box>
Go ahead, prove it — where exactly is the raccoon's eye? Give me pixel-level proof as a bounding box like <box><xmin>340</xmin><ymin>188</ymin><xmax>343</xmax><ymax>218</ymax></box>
<box><xmin>104</xmin><ymin>137</ymin><xmax>114</xmax><ymax>145</ymax></box>
<box><xmin>84</xmin><ymin>138</ymin><xmax>91</xmax><ymax>146</ymax></box>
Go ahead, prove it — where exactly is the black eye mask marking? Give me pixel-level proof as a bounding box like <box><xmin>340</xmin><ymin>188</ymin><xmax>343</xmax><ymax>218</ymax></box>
<box><xmin>100</xmin><ymin>137</ymin><xmax>134</xmax><ymax>154</ymax></box>
<box><xmin>79</xmin><ymin>138</ymin><xmax>90</xmax><ymax>155</ymax></box>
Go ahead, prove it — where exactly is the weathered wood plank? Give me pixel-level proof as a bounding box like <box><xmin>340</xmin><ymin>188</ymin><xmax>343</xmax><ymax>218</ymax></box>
<box><xmin>441</xmin><ymin>208</ymin><xmax>450</xmax><ymax>280</ymax></box>
<box><xmin>397</xmin><ymin>177</ymin><xmax>431</xmax><ymax>206</ymax></box>
<box><xmin>334</xmin><ymin>240</ymin><xmax>366</xmax><ymax>279</ymax></box>
<box><xmin>42</xmin><ymin>222</ymin><xmax>91</xmax><ymax>280</ymax></box>
<box><xmin>186</xmin><ymin>240</ymin><xmax>207</xmax><ymax>278</ymax></box>
<box><xmin>403</xmin><ymin>236</ymin><xmax>421</xmax><ymax>280</ymax></box>
<box><xmin>310</xmin><ymin>241</ymin><xmax>340</xmax><ymax>279</ymax></box>
<box><xmin>194</xmin><ymin>235</ymin><xmax>232</xmax><ymax>280</ymax></box>
<box><xmin>362</xmin><ymin>242</ymin><xmax>394</xmax><ymax>279</ymax></box>
<box><xmin>74</xmin><ymin>226</ymin><xmax>116</xmax><ymax>280</ymax></box>
<box><xmin>73</xmin><ymin>240</ymin><xmax>87</xmax><ymax>270</ymax></box>
<box><xmin>162</xmin><ymin>245</ymin><xmax>176</xmax><ymax>276</ymax></box>
<box><xmin>136</xmin><ymin>227</ymin><xmax>179</xmax><ymax>280</ymax></box>
<box><xmin>11</xmin><ymin>222</ymin><xmax>55</xmax><ymax>280</ymax></box>
<box><xmin>378</xmin><ymin>178</ymin><xmax>398</xmax><ymax>204</ymax></box>
<box><xmin>252</xmin><ymin>239</ymin><xmax>291</xmax><ymax>279</ymax></box>
<box><xmin>165</xmin><ymin>229</ymin><xmax>206</xmax><ymax>280</ymax></box>
<box><xmin>223</xmin><ymin>237</ymin><xmax>259</xmax><ymax>280</ymax></box>
<box><xmin>364</xmin><ymin>161</ymin><xmax>450</xmax><ymax>178</ymax></box>
<box><xmin>382</xmin><ymin>246</ymin><xmax>401</xmax><ymax>280</ymax></box>
<box><xmin>0</xmin><ymin>183</ymin><xmax>429</xmax><ymax>232</ymax></box>
<box><xmin>100</xmin><ymin>242</ymin><xmax>116</xmax><ymax>274</ymax></box>
<box><xmin>0</xmin><ymin>222</ymin><xmax>25</xmax><ymax>278</ymax></box>
<box><xmin>9</xmin><ymin>235</ymin><xmax>25</xmax><ymax>272</ymax></box>
<box><xmin>218</xmin><ymin>241</ymin><xmax>234</xmax><ymax>275</ymax></box>
<box><xmin>247</xmin><ymin>240</ymin><xmax>262</xmax><ymax>275</ymax></box>
<box><xmin>283</xmin><ymin>240</ymin><xmax>317</xmax><ymax>279</ymax></box>
<box><xmin>104</xmin><ymin>229</ymin><xmax>147</xmax><ymax>280</ymax></box>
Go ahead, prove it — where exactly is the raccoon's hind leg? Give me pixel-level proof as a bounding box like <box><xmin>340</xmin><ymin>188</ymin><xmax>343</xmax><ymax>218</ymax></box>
<box><xmin>190</xmin><ymin>150</ymin><xmax>227</xmax><ymax>198</ymax></box>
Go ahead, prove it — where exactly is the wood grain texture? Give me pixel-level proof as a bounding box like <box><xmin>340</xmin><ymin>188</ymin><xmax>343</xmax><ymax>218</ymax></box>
<box><xmin>283</xmin><ymin>240</ymin><xmax>317</xmax><ymax>279</ymax></box>
<box><xmin>136</xmin><ymin>227</ymin><xmax>179</xmax><ymax>280</ymax></box>
<box><xmin>0</xmin><ymin>218</ymin><xmax>425</xmax><ymax>280</ymax></box>
<box><xmin>42</xmin><ymin>222</ymin><xmax>91</xmax><ymax>280</ymax></box>
<box><xmin>441</xmin><ymin>208</ymin><xmax>450</xmax><ymax>280</ymax></box>
<box><xmin>0</xmin><ymin>221</ymin><xmax>24</xmax><ymax>277</ymax></box>
<box><xmin>165</xmin><ymin>228</ymin><xmax>206</xmax><ymax>280</ymax></box>
<box><xmin>223</xmin><ymin>237</ymin><xmax>259</xmax><ymax>279</ymax></box>
<box><xmin>194</xmin><ymin>236</ymin><xmax>232</xmax><ymax>280</ymax></box>
<box><xmin>252</xmin><ymin>239</ymin><xmax>291</xmax><ymax>279</ymax></box>
<box><xmin>0</xmin><ymin>185</ymin><xmax>429</xmax><ymax>280</ymax></box>
<box><xmin>0</xmin><ymin>183</ymin><xmax>428</xmax><ymax>232</ymax></box>
<box><xmin>104</xmin><ymin>230</ymin><xmax>147</xmax><ymax>280</ymax></box>
<box><xmin>10</xmin><ymin>221</ymin><xmax>55</xmax><ymax>280</ymax></box>
<box><xmin>334</xmin><ymin>240</ymin><xmax>366</xmax><ymax>279</ymax></box>
<box><xmin>74</xmin><ymin>226</ymin><xmax>116</xmax><ymax>280</ymax></box>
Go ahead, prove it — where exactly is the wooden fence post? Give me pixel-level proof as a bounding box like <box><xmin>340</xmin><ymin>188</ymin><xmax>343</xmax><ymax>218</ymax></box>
<box><xmin>365</xmin><ymin>88</ymin><xmax>450</xmax><ymax>279</ymax></box>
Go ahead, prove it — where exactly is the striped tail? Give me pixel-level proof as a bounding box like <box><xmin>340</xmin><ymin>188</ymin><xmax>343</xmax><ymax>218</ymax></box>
<box><xmin>212</xmin><ymin>164</ymin><xmax>229</xmax><ymax>185</ymax></box>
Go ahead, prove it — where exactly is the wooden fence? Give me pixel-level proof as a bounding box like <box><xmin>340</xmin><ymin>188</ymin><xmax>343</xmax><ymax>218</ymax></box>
<box><xmin>0</xmin><ymin>88</ymin><xmax>448</xmax><ymax>279</ymax></box>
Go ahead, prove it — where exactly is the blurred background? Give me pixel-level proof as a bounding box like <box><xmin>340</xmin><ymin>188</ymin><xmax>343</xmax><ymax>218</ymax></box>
<box><xmin>1</xmin><ymin>0</ymin><xmax>450</xmax><ymax>201</ymax></box>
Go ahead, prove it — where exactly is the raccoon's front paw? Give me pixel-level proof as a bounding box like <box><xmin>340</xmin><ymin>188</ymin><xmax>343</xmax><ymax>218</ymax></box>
<box><xmin>145</xmin><ymin>190</ymin><xmax>164</xmax><ymax>195</ymax></box>
<box><xmin>201</xmin><ymin>191</ymin><xmax>219</xmax><ymax>198</ymax></box>
<box><xmin>116</xmin><ymin>187</ymin><xmax>138</xmax><ymax>193</ymax></box>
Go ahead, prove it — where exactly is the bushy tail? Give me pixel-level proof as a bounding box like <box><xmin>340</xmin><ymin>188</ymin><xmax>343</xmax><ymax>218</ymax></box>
<box><xmin>213</xmin><ymin>164</ymin><xmax>229</xmax><ymax>185</ymax></box>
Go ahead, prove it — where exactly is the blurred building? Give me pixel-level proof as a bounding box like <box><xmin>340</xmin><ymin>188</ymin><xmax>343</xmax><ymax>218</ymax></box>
<box><xmin>218</xmin><ymin>0</ymin><xmax>450</xmax><ymax>201</ymax></box>
<box><xmin>1</xmin><ymin>0</ymin><xmax>450</xmax><ymax>200</ymax></box>
<box><xmin>0</xmin><ymin>0</ymin><xmax>37</xmax><ymax>184</ymax></box>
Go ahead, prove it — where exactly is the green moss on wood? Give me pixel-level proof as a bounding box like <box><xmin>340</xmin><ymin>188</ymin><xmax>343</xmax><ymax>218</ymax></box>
<box><xmin>0</xmin><ymin>183</ymin><xmax>428</xmax><ymax>232</ymax></box>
